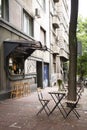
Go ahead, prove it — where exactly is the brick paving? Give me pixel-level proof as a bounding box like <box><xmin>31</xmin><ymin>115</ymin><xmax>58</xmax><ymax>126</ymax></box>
<box><xmin>0</xmin><ymin>87</ymin><xmax>87</xmax><ymax>130</ymax></box>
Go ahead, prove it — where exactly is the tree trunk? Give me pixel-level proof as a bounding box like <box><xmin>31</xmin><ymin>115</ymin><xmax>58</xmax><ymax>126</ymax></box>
<box><xmin>68</xmin><ymin>0</ymin><xmax>78</xmax><ymax>101</ymax></box>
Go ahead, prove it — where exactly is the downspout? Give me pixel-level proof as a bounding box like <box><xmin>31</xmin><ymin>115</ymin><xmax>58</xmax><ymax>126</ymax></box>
<box><xmin>49</xmin><ymin>0</ymin><xmax>52</xmax><ymax>87</ymax></box>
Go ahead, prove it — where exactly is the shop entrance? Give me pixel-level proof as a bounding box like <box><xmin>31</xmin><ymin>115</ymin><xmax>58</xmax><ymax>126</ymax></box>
<box><xmin>37</xmin><ymin>61</ymin><xmax>43</xmax><ymax>88</ymax></box>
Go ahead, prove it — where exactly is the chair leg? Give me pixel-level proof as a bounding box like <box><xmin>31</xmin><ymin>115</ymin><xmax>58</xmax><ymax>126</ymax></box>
<box><xmin>65</xmin><ymin>107</ymin><xmax>80</xmax><ymax>119</ymax></box>
<box><xmin>46</xmin><ymin>104</ymin><xmax>50</xmax><ymax>112</ymax></box>
<box><xmin>57</xmin><ymin>105</ymin><xmax>66</xmax><ymax>118</ymax></box>
<box><xmin>72</xmin><ymin>109</ymin><xmax>80</xmax><ymax>118</ymax></box>
<box><xmin>37</xmin><ymin>101</ymin><xmax>50</xmax><ymax>116</ymax></box>
<box><xmin>59</xmin><ymin>102</ymin><xmax>67</xmax><ymax>117</ymax></box>
<box><xmin>37</xmin><ymin>106</ymin><xmax>48</xmax><ymax>116</ymax></box>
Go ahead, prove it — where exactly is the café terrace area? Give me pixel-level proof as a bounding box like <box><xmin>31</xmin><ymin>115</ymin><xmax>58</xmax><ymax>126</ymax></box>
<box><xmin>0</xmin><ymin>86</ymin><xmax>87</xmax><ymax>130</ymax></box>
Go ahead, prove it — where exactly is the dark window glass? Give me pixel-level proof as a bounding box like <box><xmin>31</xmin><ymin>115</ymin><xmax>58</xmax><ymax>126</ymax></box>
<box><xmin>0</xmin><ymin>0</ymin><xmax>9</xmax><ymax>21</ymax></box>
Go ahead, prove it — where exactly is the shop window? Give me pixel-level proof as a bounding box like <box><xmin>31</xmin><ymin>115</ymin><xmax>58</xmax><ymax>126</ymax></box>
<box><xmin>8</xmin><ymin>57</ymin><xmax>24</xmax><ymax>75</ymax></box>
<box><xmin>8</xmin><ymin>57</ymin><xmax>37</xmax><ymax>76</ymax></box>
<box><xmin>0</xmin><ymin>0</ymin><xmax>9</xmax><ymax>21</ymax></box>
<box><xmin>23</xmin><ymin>10</ymin><xmax>33</xmax><ymax>37</ymax></box>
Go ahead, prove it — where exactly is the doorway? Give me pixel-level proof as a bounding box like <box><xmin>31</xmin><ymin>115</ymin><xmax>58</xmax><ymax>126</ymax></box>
<box><xmin>37</xmin><ymin>61</ymin><xmax>43</xmax><ymax>88</ymax></box>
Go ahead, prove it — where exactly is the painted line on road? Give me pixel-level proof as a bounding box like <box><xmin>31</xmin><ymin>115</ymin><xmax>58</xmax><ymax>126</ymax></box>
<box><xmin>9</xmin><ymin>122</ymin><xmax>21</xmax><ymax>129</ymax></box>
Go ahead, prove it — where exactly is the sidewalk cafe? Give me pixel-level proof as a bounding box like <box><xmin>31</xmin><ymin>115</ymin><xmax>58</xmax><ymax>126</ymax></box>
<box><xmin>36</xmin><ymin>84</ymin><xmax>84</xmax><ymax>119</ymax></box>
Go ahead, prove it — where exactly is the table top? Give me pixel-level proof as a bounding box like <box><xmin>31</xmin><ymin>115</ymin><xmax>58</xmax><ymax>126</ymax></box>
<box><xmin>48</xmin><ymin>90</ymin><xmax>67</xmax><ymax>95</ymax></box>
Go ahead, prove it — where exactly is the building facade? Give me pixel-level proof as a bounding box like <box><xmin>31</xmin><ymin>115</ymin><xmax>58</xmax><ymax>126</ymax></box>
<box><xmin>0</xmin><ymin>0</ymin><xmax>70</xmax><ymax>99</ymax></box>
<box><xmin>50</xmin><ymin>0</ymin><xmax>70</xmax><ymax>86</ymax></box>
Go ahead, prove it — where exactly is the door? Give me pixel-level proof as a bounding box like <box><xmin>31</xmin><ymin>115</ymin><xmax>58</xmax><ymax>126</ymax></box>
<box><xmin>37</xmin><ymin>61</ymin><xmax>43</xmax><ymax>88</ymax></box>
<box><xmin>43</xmin><ymin>64</ymin><xmax>49</xmax><ymax>87</ymax></box>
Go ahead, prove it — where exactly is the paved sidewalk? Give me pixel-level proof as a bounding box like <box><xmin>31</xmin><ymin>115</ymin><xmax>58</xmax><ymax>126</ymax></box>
<box><xmin>0</xmin><ymin>87</ymin><xmax>87</xmax><ymax>130</ymax></box>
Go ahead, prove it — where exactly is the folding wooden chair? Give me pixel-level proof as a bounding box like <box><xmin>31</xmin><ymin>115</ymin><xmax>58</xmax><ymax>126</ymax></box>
<box><xmin>37</xmin><ymin>88</ymin><xmax>50</xmax><ymax>116</ymax></box>
<box><xmin>65</xmin><ymin>92</ymin><xmax>81</xmax><ymax>119</ymax></box>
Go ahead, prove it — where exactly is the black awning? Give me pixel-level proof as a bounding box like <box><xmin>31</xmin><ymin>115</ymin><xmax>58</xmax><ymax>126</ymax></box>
<box><xmin>4</xmin><ymin>39</ymin><xmax>43</xmax><ymax>59</ymax></box>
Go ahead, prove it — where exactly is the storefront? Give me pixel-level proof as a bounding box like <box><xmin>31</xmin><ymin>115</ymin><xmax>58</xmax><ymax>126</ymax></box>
<box><xmin>0</xmin><ymin>39</ymin><xmax>43</xmax><ymax>99</ymax></box>
<box><xmin>0</xmin><ymin>19</ymin><xmax>50</xmax><ymax>100</ymax></box>
<box><xmin>4</xmin><ymin>40</ymin><xmax>42</xmax><ymax>79</ymax></box>
<box><xmin>0</xmin><ymin>37</ymin><xmax>44</xmax><ymax>99</ymax></box>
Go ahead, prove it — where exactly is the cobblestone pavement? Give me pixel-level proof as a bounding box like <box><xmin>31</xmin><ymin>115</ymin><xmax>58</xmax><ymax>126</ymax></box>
<box><xmin>0</xmin><ymin>87</ymin><xmax>87</xmax><ymax>130</ymax></box>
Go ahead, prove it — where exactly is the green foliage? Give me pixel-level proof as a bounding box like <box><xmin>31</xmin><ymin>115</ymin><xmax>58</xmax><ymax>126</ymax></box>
<box><xmin>77</xmin><ymin>16</ymin><xmax>87</xmax><ymax>53</ymax></box>
<box><xmin>77</xmin><ymin>16</ymin><xmax>87</xmax><ymax>78</ymax></box>
<box><xmin>77</xmin><ymin>53</ymin><xmax>87</xmax><ymax>77</ymax></box>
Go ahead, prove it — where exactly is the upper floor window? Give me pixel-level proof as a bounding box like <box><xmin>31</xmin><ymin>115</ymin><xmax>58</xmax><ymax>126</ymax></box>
<box><xmin>40</xmin><ymin>27</ymin><xmax>46</xmax><ymax>46</ymax></box>
<box><xmin>23</xmin><ymin>10</ymin><xmax>33</xmax><ymax>37</ymax></box>
<box><xmin>0</xmin><ymin>0</ymin><xmax>1</xmax><ymax>17</ymax></box>
<box><xmin>37</xmin><ymin>0</ymin><xmax>46</xmax><ymax>10</ymax></box>
<box><xmin>0</xmin><ymin>0</ymin><xmax>9</xmax><ymax>21</ymax></box>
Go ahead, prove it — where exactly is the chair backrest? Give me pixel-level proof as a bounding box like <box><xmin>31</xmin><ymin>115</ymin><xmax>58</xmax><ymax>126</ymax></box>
<box><xmin>76</xmin><ymin>89</ymin><xmax>81</xmax><ymax>106</ymax></box>
<box><xmin>77</xmin><ymin>85</ymin><xmax>83</xmax><ymax>99</ymax></box>
<box><xmin>37</xmin><ymin>88</ymin><xmax>43</xmax><ymax>100</ymax></box>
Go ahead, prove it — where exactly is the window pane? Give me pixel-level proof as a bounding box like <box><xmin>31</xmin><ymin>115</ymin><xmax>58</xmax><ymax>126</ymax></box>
<box><xmin>24</xmin><ymin>13</ymin><xmax>29</xmax><ymax>35</ymax></box>
<box><xmin>0</xmin><ymin>0</ymin><xmax>1</xmax><ymax>17</ymax></box>
<box><xmin>29</xmin><ymin>16</ymin><xmax>33</xmax><ymax>36</ymax></box>
<box><xmin>23</xmin><ymin>11</ymin><xmax>33</xmax><ymax>37</ymax></box>
<box><xmin>0</xmin><ymin>0</ymin><xmax>9</xmax><ymax>21</ymax></box>
<box><xmin>40</xmin><ymin>27</ymin><xmax>46</xmax><ymax>46</ymax></box>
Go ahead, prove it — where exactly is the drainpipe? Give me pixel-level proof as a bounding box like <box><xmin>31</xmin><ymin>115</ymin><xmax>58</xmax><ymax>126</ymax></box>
<box><xmin>49</xmin><ymin>0</ymin><xmax>52</xmax><ymax>87</ymax></box>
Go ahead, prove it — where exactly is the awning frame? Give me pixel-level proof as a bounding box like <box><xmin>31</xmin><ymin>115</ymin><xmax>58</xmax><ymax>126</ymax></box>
<box><xmin>4</xmin><ymin>39</ymin><xmax>43</xmax><ymax>59</ymax></box>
